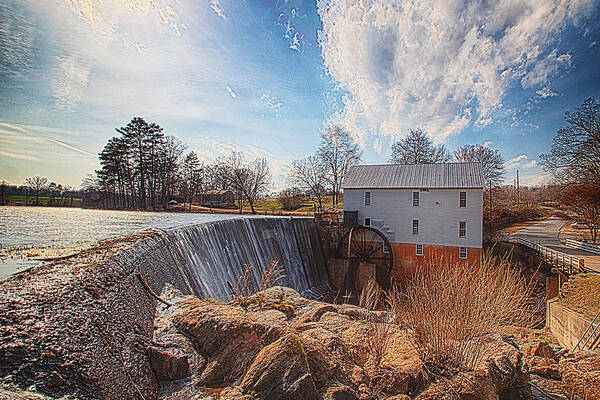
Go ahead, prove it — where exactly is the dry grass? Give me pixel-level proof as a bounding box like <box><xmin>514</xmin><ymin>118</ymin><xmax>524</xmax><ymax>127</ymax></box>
<box><xmin>358</xmin><ymin>279</ymin><xmax>386</xmax><ymax>311</ymax></box>
<box><xmin>232</xmin><ymin>259</ymin><xmax>285</xmax><ymax>305</ymax></box>
<box><xmin>390</xmin><ymin>254</ymin><xmax>541</xmax><ymax>374</ymax></box>
<box><xmin>557</xmin><ymin>273</ymin><xmax>600</xmax><ymax>319</ymax></box>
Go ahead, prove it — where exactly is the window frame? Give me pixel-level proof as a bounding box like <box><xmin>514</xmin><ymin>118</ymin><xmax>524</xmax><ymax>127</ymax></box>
<box><xmin>459</xmin><ymin>221</ymin><xmax>467</xmax><ymax>238</ymax></box>
<box><xmin>412</xmin><ymin>191</ymin><xmax>420</xmax><ymax>207</ymax></box>
<box><xmin>416</xmin><ymin>244</ymin><xmax>423</xmax><ymax>256</ymax></box>
<box><xmin>364</xmin><ymin>191</ymin><xmax>371</xmax><ymax>206</ymax></box>
<box><xmin>459</xmin><ymin>191</ymin><xmax>467</xmax><ymax>208</ymax></box>
<box><xmin>459</xmin><ymin>247</ymin><xmax>467</xmax><ymax>259</ymax></box>
<box><xmin>412</xmin><ymin>219</ymin><xmax>419</xmax><ymax>235</ymax></box>
<box><xmin>364</xmin><ymin>217</ymin><xmax>371</xmax><ymax>227</ymax></box>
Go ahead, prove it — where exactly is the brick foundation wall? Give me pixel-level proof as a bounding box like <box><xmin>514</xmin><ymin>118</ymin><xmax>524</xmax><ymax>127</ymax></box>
<box><xmin>389</xmin><ymin>243</ymin><xmax>482</xmax><ymax>281</ymax></box>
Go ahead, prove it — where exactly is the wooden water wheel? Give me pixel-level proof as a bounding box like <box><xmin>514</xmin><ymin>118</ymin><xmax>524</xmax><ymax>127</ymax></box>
<box><xmin>337</xmin><ymin>226</ymin><xmax>393</xmax><ymax>297</ymax></box>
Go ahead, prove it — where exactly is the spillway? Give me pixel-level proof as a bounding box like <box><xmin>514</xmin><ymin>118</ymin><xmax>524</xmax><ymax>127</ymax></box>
<box><xmin>109</xmin><ymin>216</ymin><xmax>330</xmax><ymax>301</ymax></box>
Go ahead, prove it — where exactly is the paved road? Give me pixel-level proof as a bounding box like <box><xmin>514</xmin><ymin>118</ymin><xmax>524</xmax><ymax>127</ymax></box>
<box><xmin>512</xmin><ymin>216</ymin><xmax>565</xmax><ymax>245</ymax></box>
<box><xmin>512</xmin><ymin>216</ymin><xmax>600</xmax><ymax>273</ymax></box>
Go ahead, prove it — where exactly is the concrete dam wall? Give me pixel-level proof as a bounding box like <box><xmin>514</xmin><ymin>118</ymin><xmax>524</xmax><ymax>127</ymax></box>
<box><xmin>137</xmin><ymin>216</ymin><xmax>330</xmax><ymax>300</ymax></box>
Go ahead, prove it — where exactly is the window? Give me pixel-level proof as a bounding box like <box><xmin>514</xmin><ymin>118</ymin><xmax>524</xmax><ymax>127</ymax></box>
<box><xmin>459</xmin><ymin>191</ymin><xmax>467</xmax><ymax>207</ymax></box>
<box><xmin>364</xmin><ymin>217</ymin><xmax>371</xmax><ymax>227</ymax></box>
<box><xmin>412</xmin><ymin>219</ymin><xmax>419</xmax><ymax>235</ymax></box>
<box><xmin>459</xmin><ymin>221</ymin><xmax>467</xmax><ymax>238</ymax></box>
<box><xmin>416</xmin><ymin>244</ymin><xmax>423</xmax><ymax>256</ymax></box>
<box><xmin>412</xmin><ymin>191</ymin><xmax>420</xmax><ymax>207</ymax></box>
<box><xmin>459</xmin><ymin>247</ymin><xmax>467</xmax><ymax>259</ymax></box>
<box><xmin>365</xmin><ymin>191</ymin><xmax>371</xmax><ymax>206</ymax></box>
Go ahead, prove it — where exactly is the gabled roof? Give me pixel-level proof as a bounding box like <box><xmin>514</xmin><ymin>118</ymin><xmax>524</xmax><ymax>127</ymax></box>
<box><xmin>343</xmin><ymin>163</ymin><xmax>485</xmax><ymax>189</ymax></box>
<box><xmin>203</xmin><ymin>189</ymin><xmax>233</xmax><ymax>195</ymax></box>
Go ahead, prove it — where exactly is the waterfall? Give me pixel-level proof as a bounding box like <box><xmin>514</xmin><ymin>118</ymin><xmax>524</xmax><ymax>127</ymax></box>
<box><xmin>127</xmin><ymin>217</ymin><xmax>330</xmax><ymax>301</ymax></box>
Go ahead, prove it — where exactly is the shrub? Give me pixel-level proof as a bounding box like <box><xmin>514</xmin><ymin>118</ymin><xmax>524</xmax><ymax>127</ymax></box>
<box><xmin>278</xmin><ymin>187</ymin><xmax>305</xmax><ymax>210</ymax></box>
<box><xmin>390</xmin><ymin>255</ymin><xmax>540</xmax><ymax>374</ymax></box>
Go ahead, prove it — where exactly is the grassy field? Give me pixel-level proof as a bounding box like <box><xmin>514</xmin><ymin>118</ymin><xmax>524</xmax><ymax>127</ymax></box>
<box><xmin>244</xmin><ymin>195</ymin><xmax>340</xmax><ymax>214</ymax></box>
<box><xmin>5</xmin><ymin>195</ymin><xmax>82</xmax><ymax>206</ymax></box>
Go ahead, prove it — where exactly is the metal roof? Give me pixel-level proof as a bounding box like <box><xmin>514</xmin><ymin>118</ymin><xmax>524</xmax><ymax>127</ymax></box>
<box><xmin>343</xmin><ymin>163</ymin><xmax>485</xmax><ymax>189</ymax></box>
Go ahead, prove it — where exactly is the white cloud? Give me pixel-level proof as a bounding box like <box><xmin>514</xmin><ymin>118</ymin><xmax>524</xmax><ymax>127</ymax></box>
<box><xmin>51</xmin><ymin>56</ymin><xmax>91</xmax><ymax>111</ymax></box>
<box><xmin>507</xmin><ymin>154</ymin><xmax>528</xmax><ymax>168</ymax></box>
<box><xmin>209</xmin><ymin>0</ymin><xmax>228</xmax><ymax>20</ymax></box>
<box><xmin>0</xmin><ymin>121</ymin><xmax>101</xmax><ymax>187</ymax></box>
<box><xmin>523</xmin><ymin>160</ymin><xmax>537</xmax><ymax>168</ymax></box>
<box><xmin>520</xmin><ymin>50</ymin><xmax>572</xmax><ymax>89</ymax></box>
<box><xmin>318</xmin><ymin>0</ymin><xmax>595</xmax><ymax>143</ymax></box>
<box><xmin>260</xmin><ymin>91</ymin><xmax>283</xmax><ymax>113</ymax></box>
<box><xmin>536</xmin><ymin>86</ymin><xmax>557</xmax><ymax>98</ymax></box>
<box><xmin>506</xmin><ymin>154</ymin><xmax>539</xmax><ymax>170</ymax></box>
<box><xmin>482</xmin><ymin>141</ymin><xmax>493</xmax><ymax>147</ymax></box>
<box><xmin>46</xmin><ymin>139</ymin><xmax>96</xmax><ymax>158</ymax></box>
<box><xmin>0</xmin><ymin>150</ymin><xmax>42</xmax><ymax>162</ymax></box>
<box><xmin>193</xmin><ymin>137</ymin><xmax>291</xmax><ymax>190</ymax></box>
<box><xmin>278</xmin><ymin>7</ymin><xmax>304</xmax><ymax>51</ymax></box>
<box><xmin>517</xmin><ymin>171</ymin><xmax>550</xmax><ymax>186</ymax></box>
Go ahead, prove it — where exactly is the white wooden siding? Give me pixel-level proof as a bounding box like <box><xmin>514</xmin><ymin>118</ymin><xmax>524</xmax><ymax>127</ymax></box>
<box><xmin>344</xmin><ymin>188</ymin><xmax>483</xmax><ymax>248</ymax></box>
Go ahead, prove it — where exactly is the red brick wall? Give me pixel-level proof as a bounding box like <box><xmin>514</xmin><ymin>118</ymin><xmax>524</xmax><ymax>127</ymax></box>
<box><xmin>389</xmin><ymin>243</ymin><xmax>482</xmax><ymax>282</ymax></box>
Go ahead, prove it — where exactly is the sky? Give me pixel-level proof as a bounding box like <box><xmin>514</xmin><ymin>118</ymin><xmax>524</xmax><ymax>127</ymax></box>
<box><xmin>1</xmin><ymin>0</ymin><xmax>599</xmax><ymax>190</ymax></box>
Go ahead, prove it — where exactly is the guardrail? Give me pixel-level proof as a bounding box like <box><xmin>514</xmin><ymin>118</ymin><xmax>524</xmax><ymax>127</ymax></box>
<box><xmin>565</xmin><ymin>239</ymin><xmax>600</xmax><ymax>255</ymax></box>
<box><xmin>515</xmin><ymin>238</ymin><xmax>585</xmax><ymax>275</ymax></box>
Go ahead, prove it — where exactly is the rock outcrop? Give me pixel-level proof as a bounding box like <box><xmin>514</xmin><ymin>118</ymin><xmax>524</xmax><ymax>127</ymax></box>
<box><xmin>151</xmin><ymin>286</ymin><xmax>532</xmax><ymax>400</ymax></box>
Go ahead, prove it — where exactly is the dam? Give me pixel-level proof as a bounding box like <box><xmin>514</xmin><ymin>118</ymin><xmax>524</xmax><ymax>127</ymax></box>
<box><xmin>130</xmin><ymin>217</ymin><xmax>331</xmax><ymax>301</ymax></box>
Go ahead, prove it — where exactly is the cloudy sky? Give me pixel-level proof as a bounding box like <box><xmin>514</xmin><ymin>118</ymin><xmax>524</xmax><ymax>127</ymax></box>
<box><xmin>1</xmin><ymin>0</ymin><xmax>599</xmax><ymax>189</ymax></box>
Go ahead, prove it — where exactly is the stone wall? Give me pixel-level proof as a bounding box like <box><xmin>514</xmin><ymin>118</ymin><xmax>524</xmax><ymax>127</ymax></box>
<box><xmin>546</xmin><ymin>299</ymin><xmax>592</xmax><ymax>349</ymax></box>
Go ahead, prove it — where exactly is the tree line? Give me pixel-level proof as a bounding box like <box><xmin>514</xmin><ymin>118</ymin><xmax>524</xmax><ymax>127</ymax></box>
<box><xmin>0</xmin><ymin>177</ymin><xmax>82</xmax><ymax>206</ymax></box>
<box><xmin>83</xmin><ymin>117</ymin><xmax>271</xmax><ymax>213</ymax></box>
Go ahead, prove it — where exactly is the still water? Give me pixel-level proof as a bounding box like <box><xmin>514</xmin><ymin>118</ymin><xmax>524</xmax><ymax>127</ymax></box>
<box><xmin>0</xmin><ymin>206</ymin><xmax>242</xmax><ymax>276</ymax></box>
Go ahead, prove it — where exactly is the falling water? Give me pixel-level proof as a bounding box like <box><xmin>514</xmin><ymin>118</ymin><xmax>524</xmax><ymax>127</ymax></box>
<box><xmin>119</xmin><ymin>217</ymin><xmax>330</xmax><ymax>301</ymax></box>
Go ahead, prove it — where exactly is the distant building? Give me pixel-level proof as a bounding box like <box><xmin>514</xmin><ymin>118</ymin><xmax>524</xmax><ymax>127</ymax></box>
<box><xmin>343</xmin><ymin>163</ymin><xmax>484</xmax><ymax>276</ymax></box>
<box><xmin>200</xmin><ymin>189</ymin><xmax>235</xmax><ymax>207</ymax></box>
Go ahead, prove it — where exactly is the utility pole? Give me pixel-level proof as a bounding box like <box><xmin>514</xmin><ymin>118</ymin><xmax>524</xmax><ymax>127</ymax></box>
<box><xmin>489</xmin><ymin>181</ymin><xmax>493</xmax><ymax>221</ymax></box>
<box><xmin>517</xmin><ymin>170</ymin><xmax>520</xmax><ymax>206</ymax></box>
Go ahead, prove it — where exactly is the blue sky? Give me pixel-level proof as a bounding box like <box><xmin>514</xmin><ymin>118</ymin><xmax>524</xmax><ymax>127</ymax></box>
<box><xmin>1</xmin><ymin>0</ymin><xmax>599</xmax><ymax>189</ymax></box>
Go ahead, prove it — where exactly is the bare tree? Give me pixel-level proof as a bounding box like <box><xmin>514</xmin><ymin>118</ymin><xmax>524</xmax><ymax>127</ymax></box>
<box><xmin>289</xmin><ymin>156</ymin><xmax>328</xmax><ymax>211</ymax></box>
<box><xmin>220</xmin><ymin>153</ymin><xmax>271</xmax><ymax>214</ymax></box>
<box><xmin>317</xmin><ymin>125</ymin><xmax>362</xmax><ymax>206</ymax></box>
<box><xmin>390</xmin><ymin>128</ymin><xmax>450</xmax><ymax>164</ymax></box>
<box><xmin>24</xmin><ymin>176</ymin><xmax>48</xmax><ymax>205</ymax></box>
<box><xmin>541</xmin><ymin>97</ymin><xmax>600</xmax><ymax>184</ymax></box>
<box><xmin>558</xmin><ymin>184</ymin><xmax>600</xmax><ymax>243</ymax></box>
<box><xmin>454</xmin><ymin>144</ymin><xmax>505</xmax><ymax>186</ymax></box>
